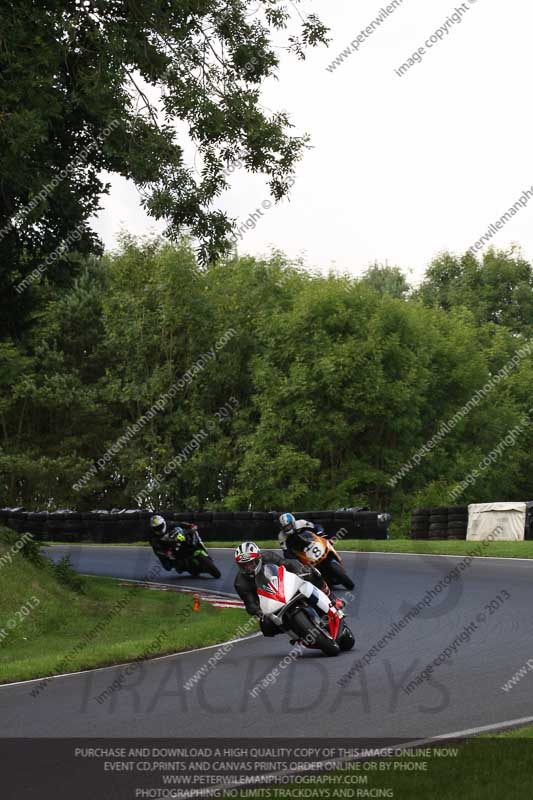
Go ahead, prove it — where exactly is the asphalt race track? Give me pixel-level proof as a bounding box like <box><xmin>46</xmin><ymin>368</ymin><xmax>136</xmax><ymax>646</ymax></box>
<box><xmin>2</xmin><ymin>545</ymin><xmax>533</xmax><ymax>739</ymax></box>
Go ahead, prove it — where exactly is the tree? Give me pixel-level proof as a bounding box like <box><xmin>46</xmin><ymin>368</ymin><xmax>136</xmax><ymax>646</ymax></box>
<box><xmin>2</xmin><ymin>240</ymin><xmax>532</xmax><ymax>519</ymax></box>
<box><xmin>359</xmin><ymin>263</ymin><xmax>411</xmax><ymax>299</ymax></box>
<box><xmin>0</xmin><ymin>0</ymin><xmax>329</xmax><ymax>335</ymax></box>
<box><xmin>416</xmin><ymin>249</ymin><xmax>533</xmax><ymax>334</ymax></box>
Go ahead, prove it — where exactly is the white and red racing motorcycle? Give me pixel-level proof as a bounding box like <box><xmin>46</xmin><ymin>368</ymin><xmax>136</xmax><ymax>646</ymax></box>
<box><xmin>256</xmin><ymin>563</ymin><xmax>355</xmax><ymax>656</ymax></box>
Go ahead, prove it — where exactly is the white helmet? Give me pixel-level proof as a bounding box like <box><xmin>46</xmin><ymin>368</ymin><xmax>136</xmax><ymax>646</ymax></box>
<box><xmin>234</xmin><ymin>541</ymin><xmax>262</xmax><ymax>576</ymax></box>
<box><xmin>150</xmin><ymin>514</ymin><xmax>167</xmax><ymax>536</ymax></box>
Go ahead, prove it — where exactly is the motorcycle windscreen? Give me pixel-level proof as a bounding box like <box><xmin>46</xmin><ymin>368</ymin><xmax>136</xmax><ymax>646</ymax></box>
<box><xmin>255</xmin><ymin>563</ymin><xmax>280</xmax><ymax>592</ymax></box>
<box><xmin>256</xmin><ymin>565</ymin><xmax>304</xmax><ymax>615</ymax></box>
<box><xmin>289</xmin><ymin>530</ymin><xmax>314</xmax><ymax>550</ymax></box>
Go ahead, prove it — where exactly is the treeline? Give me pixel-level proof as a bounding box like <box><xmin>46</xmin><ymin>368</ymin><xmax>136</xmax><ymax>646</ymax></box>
<box><xmin>1</xmin><ymin>238</ymin><xmax>532</xmax><ymax>533</ymax></box>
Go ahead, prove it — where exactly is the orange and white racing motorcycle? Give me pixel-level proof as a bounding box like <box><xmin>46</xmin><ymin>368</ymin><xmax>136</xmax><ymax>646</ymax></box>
<box><xmin>285</xmin><ymin>530</ymin><xmax>355</xmax><ymax>591</ymax></box>
<box><xmin>256</xmin><ymin>562</ymin><xmax>355</xmax><ymax>656</ymax></box>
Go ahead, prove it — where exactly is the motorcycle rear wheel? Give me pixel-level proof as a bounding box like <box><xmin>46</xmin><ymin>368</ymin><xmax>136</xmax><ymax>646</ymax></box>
<box><xmin>290</xmin><ymin>609</ymin><xmax>340</xmax><ymax>657</ymax></box>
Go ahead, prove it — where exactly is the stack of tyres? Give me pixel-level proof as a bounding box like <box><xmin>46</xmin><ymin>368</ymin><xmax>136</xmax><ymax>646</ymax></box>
<box><xmin>269</xmin><ymin>511</ymin><xmax>282</xmax><ymax>542</ymax></box>
<box><xmin>139</xmin><ymin>509</ymin><xmax>152</xmax><ymax>530</ymax></box>
<box><xmin>117</xmin><ymin>509</ymin><xmax>143</xmax><ymax>542</ymax></box>
<box><xmin>351</xmin><ymin>511</ymin><xmax>386</xmax><ymax>540</ymax></box>
<box><xmin>292</xmin><ymin>511</ymin><xmax>340</xmax><ymax>538</ymax></box>
<box><xmin>526</xmin><ymin>502</ymin><xmax>533</xmax><ymax>541</ymax></box>
<box><xmin>272</xmin><ymin>509</ymin><xmax>391</xmax><ymax>540</ymax></box>
<box><xmin>212</xmin><ymin>512</ymin><xmax>235</xmax><ymax>541</ymax></box>
<box><xmin>410</xmin><ymin>508</ymin><xmax>430</xmax><ymax>540</ymax></box>
<box><xmin>81</xmin><ymin>511</ymin><xmax>99</xmax><ymax>542</ymax></box>
<box><xmin>8</xmin><ymin>509</ymin><xmax>26</xmax><ymax>534</ymax></box>
<box><xmin>90</xmin><ymin>511</ymin><xmax>106</xmax><ymax>539</ymax></box>
<box><xmin>164</xmin><ymin>510</ymin><xmax>179</xmax><ymax>525</ymax></box>
<box><xmin>47</xmin><ymin>510</ymin><xmax>73</xmax><ymax>541</ymax></box>
<box><xmin>252</xmin><ymin>512</ymin><xmax>274</xmax><ymax>540</ymax></box>
<box><xmin>232</xmin><ymin>512</ymin><xmax>255</xmax><ymax>541</ymax></box>
<box><xmin>428</xmin><ymin>507</ymin><xmax>448</xmax><ymax>540</ymax></box>
<box><xmin>332</xmin><ymin>512</ymin><xmax>356</xmax><ymax>541</ymax></box>
<box><xmin>194</xmin><ymin>511</ymin><xmax>214</xmax><ymax>540</ymax></box>
<box><xmin>25</xmin><ymin>511</ymin><xmax>49</xmax><ymax>539</ymax></box>
<box><xmin>62</xmin><ymin>512</ymin><xmax>83</xmax><ymax>536</ymax></box>
<box><xmin>169</xmin><ymin>512</ymin><xmax>194</xmax><ymax>525</ymax></box>
<box><xmin>447</xmin><ymin>506</ymin><xmax>468</xmax><ymax>540</ymax></box>
<box><xmin>304</xmin><ymin>511</ymin><xmax>336</xmax><ymax>537</ymax></box>
<box><xmin>100</xmin><ymin>511</ymin><xmax>120</xmax><ymax>541</ymax></box>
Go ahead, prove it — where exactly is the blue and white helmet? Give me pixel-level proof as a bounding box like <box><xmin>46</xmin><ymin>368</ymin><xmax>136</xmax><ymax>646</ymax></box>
<box><xmin>279</xmin><ymin>512</ymin><xmax>296</xmax><ymax>536</ymax></box>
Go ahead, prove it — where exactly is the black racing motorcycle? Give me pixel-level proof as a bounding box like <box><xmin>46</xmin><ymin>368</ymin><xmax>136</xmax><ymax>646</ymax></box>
<box><xmin>157</xmin><ymin>526</ymin><xmax>221</xmax><ymax>578</ymax></box>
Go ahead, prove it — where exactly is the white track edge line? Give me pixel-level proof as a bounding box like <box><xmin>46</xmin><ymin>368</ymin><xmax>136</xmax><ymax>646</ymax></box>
<box><xmin>177</xmin><ymin>716</ymin><xmax>533</xmax><ymax>799</ymax></box>
<box><xmin>106</xmin><ymin>576</ymin><xmax>239</xmax><ymax>600</ymax></box>
<box><xmin>0</xmin><ymin>632</ymin><xmax>261</xmax><ymax>690</ymax></box>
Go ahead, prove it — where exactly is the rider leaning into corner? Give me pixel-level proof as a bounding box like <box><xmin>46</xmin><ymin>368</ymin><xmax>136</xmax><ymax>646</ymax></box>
<box><xmin>234</xmin><ymin>541</ymin><xmax>344</xmax><ymax>637</ymax></box>
<box><xmin>277</xmin><ymin>511</ymin><xmax>335</xmax><ymax>557</ymax></box>
<box><xmin>148</xmin><ymin>514</ymin><xmax>200</xmax><ymax>571</ymax></box>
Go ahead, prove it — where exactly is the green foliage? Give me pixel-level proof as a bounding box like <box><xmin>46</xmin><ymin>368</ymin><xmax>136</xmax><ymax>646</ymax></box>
<box><xmin>2</xmin><ymin>238</ymin><xmax>532</xmax><ymax>530</ymax></box>
<box><xmin>20</xmin><ymin>535</ymin><xmax>46</xmax><ymax>567</ymax></box>
<box><xmin>359</xmin><ymin>263</ymin><xmax>411</xmax><ymax>298</ymax></box>
<box><xmin>0</xmin><ymin>526</ymin><xmax>17</xmax><ymax>547</ymax></box>
<box><xmin>52</xmin><ymin>556</ymin><xmax>86</xmax><ymax>594</ymax></box>
<box><xmin>416</xmin><ymin>248</ymin><xmax>533</xmax><ymax>334</ymax></box>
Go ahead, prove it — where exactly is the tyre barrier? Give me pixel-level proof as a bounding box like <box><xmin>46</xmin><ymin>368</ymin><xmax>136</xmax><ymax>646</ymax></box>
<box><xmin>0</xmin><ymin>507</ymin><xmax>391</xmax><ymax>543</ymax></box>
<box><xmin>410</xmin><ymin>505</ymin><xmax>468</xmax><ymax>540</ymax></box>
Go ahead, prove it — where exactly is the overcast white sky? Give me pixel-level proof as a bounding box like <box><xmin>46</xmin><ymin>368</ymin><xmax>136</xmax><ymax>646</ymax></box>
<box><xmin>92</xmin><ymin>0</ymin><xmax>532</xmax><ymax>284</ymax></box>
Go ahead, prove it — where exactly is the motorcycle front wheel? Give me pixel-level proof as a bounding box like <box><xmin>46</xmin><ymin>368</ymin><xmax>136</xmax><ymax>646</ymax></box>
<box><xmin>324</xmin><ymin>556</ymin><xmax>355</xmax><ymax>591</ymax></box>
<box><xmin>176</xmin><ymin>560</ymin><xmax>199</xmax><ymax>577</ymax></box>
<box><xmin>196</xmin><ymin>554</ymin><xmax>222</xmax><ymax>579</ymax></box>
<box><xmin>289</xmin><ymin>609</ymin><xmax>340</xmax><ymax>657</ymax></box>
<box><xmin>338</xmin><ymin>624</ymin><xmax>355</xmax><ymax>651</ymax></box>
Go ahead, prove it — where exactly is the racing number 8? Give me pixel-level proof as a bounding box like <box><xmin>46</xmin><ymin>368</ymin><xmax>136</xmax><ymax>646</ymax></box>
<box><xmin>305</xmin><ymin>543</ymin><xmax>324</xmax><ymax>560</ymax></box>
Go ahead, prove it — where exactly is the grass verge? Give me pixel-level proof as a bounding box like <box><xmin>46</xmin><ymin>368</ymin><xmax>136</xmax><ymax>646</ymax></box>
<box><xmin>0</xmin><ymin>528</ymin><xmax>248</xmax><ymax>684</ymax></box>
